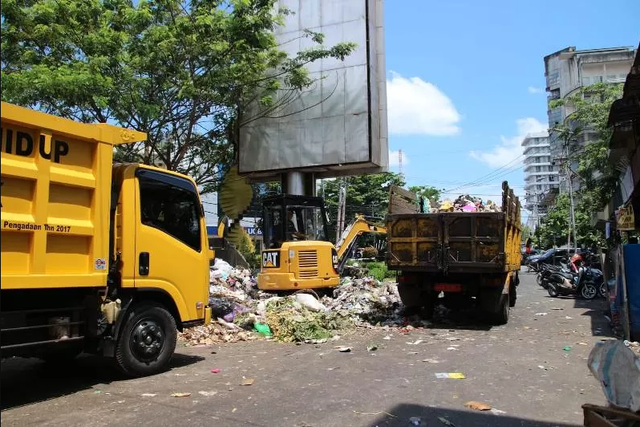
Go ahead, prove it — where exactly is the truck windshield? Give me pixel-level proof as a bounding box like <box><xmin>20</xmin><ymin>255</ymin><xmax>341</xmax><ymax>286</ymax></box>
<box><xmin>137</xmin><ymin>169</ymin><xmax>202</xmax><ymax>252</ymax></box>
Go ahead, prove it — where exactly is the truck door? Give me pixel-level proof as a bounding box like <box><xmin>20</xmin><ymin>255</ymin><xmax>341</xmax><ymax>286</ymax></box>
<box><xmin>134</xmin><ymin>168</ymin><xmax>209</xmax><ymax>322</ymax></box>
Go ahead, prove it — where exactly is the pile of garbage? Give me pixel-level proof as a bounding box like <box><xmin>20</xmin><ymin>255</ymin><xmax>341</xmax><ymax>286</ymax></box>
<box><xmin>431</xmin><ymin>195</ymin><xmax>500</xmax><ymax>213</ymax></box>
<box><xmin>179</xmin><ymin>259</ymin><xmax>406</xmax><ymax>345</ymax></box>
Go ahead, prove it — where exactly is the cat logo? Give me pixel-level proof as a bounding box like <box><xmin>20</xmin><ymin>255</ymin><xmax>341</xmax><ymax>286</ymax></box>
<box><xmin>262</xmin><ymin>251</ymin><xmax>280</xmax><ymax>268</ymax></box>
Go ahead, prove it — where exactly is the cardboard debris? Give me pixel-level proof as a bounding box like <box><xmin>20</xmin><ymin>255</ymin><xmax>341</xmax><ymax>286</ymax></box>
<box><xmin>464</xmin><ymin>401</ymin><xmax>492</xmax><ymax>411</ymax></box>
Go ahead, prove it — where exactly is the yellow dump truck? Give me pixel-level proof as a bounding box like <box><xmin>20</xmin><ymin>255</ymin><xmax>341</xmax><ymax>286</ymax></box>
<box><xmin>1</xmin><ymin>103</ymin><xmax>212</xmax><ymax>376</ymax></box>
<box><xmin>386</xmin><ymin>182</ymin><xmax>521</xmax><ymax>324</ymax></box>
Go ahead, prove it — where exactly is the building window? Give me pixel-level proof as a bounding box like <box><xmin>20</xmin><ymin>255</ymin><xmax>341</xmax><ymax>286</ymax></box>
<box><xmin>582</xmin><ymin>76</ymin><xmax>591</xmax><ymax>86</ymax></box>
<box><xmin>549</xmin><ymin>175</ymin><xmax>555</xmax><ymax>181</ymax></box>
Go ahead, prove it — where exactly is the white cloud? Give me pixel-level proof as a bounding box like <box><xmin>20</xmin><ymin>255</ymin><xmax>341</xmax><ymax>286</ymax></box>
<box><xmin>469</xmin><ymin>118</ymin><xmax>547</xmax><ymax>168</ymax></box>
<box><xmin>528</xmin><ymin>86</ymin><xmax>544</xmax><ymax>94</ymax></box>
<box><xmin>388</xmin><ymin>150</ymin><xmax>409</xmax><ymax>167</ymax></box>
<box><xmin>387</xmin><ymin>71</ymin><xmax>461</xmax><ymax>136</ymax></box>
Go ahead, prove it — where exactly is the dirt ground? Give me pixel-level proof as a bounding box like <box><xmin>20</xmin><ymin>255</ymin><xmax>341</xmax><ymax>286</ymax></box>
<box><xmin>1</xmin><ymin>271</ymin><xmax>611</xmax><ymax>427</ymax></box>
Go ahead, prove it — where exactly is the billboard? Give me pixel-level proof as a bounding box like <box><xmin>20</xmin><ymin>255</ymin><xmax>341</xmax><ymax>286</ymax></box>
<box><xmin>238</xmin><ymin>0</ymin><xmax>388</xmax><ymax>179</ymax></box>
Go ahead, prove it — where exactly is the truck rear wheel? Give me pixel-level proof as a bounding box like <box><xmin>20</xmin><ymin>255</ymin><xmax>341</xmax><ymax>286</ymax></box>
<box><xmin>115</xmin><ymin>304</ymin><xmax>177</xmax><ymax>377</ymax></box>
<box><xmin>494</xmin><ymin>295</ymin><xmax>509</xmax><ymax>325</ymax></box>
<box><xmin>480</xmin><ymin>289</ymin><xmax>509</xmax><ymax>325</ymax></box>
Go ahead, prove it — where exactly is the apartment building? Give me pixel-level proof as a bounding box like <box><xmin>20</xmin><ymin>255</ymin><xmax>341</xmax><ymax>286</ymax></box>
<box><xmin>522</xmin><ymin>131</ymin><xmax>558</xmax><ymax>228</ymax></box>
<box><xmin>544</xmin><ymin>46</ymin><xmax>636</xmax><ymax>192</ymax></box>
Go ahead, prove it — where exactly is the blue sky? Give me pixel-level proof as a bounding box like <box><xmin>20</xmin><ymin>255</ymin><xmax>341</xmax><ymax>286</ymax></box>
<box><xmin>383</xmin><ymin>0</ymin><xmax>639</xmax><ymax>218</ymax></box>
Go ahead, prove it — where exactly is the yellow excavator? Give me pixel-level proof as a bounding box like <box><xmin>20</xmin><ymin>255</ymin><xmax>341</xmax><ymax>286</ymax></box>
<box><xmin>256</xmin><ymin>194</ymin><xmax>386</xmax><ymax>291</ymax></box>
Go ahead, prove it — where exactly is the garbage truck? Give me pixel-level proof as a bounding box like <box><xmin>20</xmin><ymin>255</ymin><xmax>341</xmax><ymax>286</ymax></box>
<box><xmin>1</xmin><ymin>102</ymin><xmax>212</xmax><ymax>376</ymax></box>
<box><xmin>386</xmin><ymin>182</ymin><xmax>521</xmax><ymax>324</ymax></box>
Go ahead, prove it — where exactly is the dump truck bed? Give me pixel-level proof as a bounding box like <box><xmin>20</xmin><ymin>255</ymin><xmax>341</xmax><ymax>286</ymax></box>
<box><xmin>1</xmin><ymin>102</ymin><xmax>146</xmax><ymax>290</ymax></box>
<box><xmin>386</xmin><ymin>182</ymin><xmax>521</xmax><ymax>274</ymax></box>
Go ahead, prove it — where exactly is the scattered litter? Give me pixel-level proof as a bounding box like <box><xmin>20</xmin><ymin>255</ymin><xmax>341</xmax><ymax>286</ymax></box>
<box><xmin>171</xmin><ymin>393</ymin><xmax>191</xmax><ymax>398</ymax></box>
<box><xmin>447</xmin><ymin>347</ymin><xmax>459</xmax><ymax>351</ymax></box>
<box><xmin>383</xmin><ymin>335</ymin><xmax>392</xmax><ymax>340</ymax></box>
<box><xmin>141</xmin><ymin>393</ymin><xmax>157</xmax><ymax>397</ymax></box>
<box><xmin>446</xmin><ymin>337</ymin><xmax>460</xmax><ymax>341</ymax></box>
<box><xmin>232</xmin><ymin>408</ymin><xmax>237</xmax><ymax>413</ymax></box>
<box><xmin>211</xmin><ymin>368</ymin><xmax>221</xmax><ymax>374</ymax></box>
<box><xmin>409</xmin><ymin>416</ymin><xmax>422</xmax><ymax>426</ymax></box>
<box><xmin>407</xmin><ymin>339</ymin><xmax>424</xmax><ymax>345</ymax></box>
<box><xmin>241</xmin><ymin>378</ymin><xmax>255</xmax><ymax>386</ymax></box>
<box><xmin>93</xmin><ymin>390</ymin><xmax>102</xmax><ymax>394</ymax></box>
<box><xmin>535</xmin><ymin>312</ymin><xmax>548</xmax><ymax>316</ymax></box>
<box><xmin>490</xmin><ymin>408</ymin><xmax>507</xmax><ymax>415</ymax></box>
<box><xmin>538</xmin><ymin>365</ymin><xmax>548</xmax><ymax>370</ymax></box>
<box><xmin>464</xmin><ymin>401</ymin><xmax>491</xmax><ymax>411</ymax></box>
<box><xmin>295</xmin><ymin>293</ymin><xmax>327</xmax><ymax>312</ymax></box>
<box><xmin>336</xmin><ymin>346</ymin><xmax>352</xmax><ymax>353</ymax></box>
<box><xmin>578</xmin><ymin>342</ymin><xmax>588</xmax><ymax>346</ymax></box>
<box><xmin>563</xmin><ymin>346</ymin><xmax>572</xmax><ymax>352</ymax></box>
<box><xmin>435</xmin><ymin>373</ymin><xmax>466</xmax><ymax>379</ymax></box>
<box><xmin>198</xmin><ymin>391</ymin><xmax>218</xmax><ymax>397</ymax></box>
<box><xmin>254</xmin><ymin>323</ymin><xmax>272</xmax><ymax>337</ymax></box>
<box><xmin>551</xmin><ymin>307</ymin><xmax>564</xmax><ymax>310</ymax></box>
<box><xmin>407</xmin><ymin>351</ymin><xmax>419</xmax><ymax>355</ymax></box>
<box><xmin>422</xmin><ymin>358</ymin><xmax>440</xmax><ymax>364</ymax></box>
<box><xmin>438</xmin><ymin>416</ymin><xmax>456</xmax><ymax>426</ymax></box>
<box><xmin>367</xmin><ymin>345</ymin><xmax>378</xmax><ymax>352</ymax></box>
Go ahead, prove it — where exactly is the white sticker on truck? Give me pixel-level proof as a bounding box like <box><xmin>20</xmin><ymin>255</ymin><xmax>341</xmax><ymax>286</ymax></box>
<box><xmin>94</xmin><ymin>258</ymin><xmax>107</xmax><ymax>270</ymax></box>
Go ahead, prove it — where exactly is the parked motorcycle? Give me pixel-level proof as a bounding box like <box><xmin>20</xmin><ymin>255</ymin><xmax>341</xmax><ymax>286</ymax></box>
<box><xmin>546</xmin><ymin>266</ymin><xmax>598</xmax><ymax>300</ymax></box>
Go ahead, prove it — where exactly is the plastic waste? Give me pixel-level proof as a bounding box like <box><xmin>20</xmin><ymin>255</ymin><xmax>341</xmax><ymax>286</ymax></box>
<box><xmin>295</xmin><ymin>293</ymin><xmax>326</xmax><ymax>312</ymax></box>
<box><xmin>254</xmin><ymin>322</ymin><xmax>272</xmax><ymax>337</ymax></box>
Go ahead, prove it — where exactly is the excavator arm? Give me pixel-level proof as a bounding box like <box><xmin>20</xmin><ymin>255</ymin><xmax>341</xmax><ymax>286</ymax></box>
<box><xmin>335</xmin><ymin>215</ymin><xmax>387</xmax><ymax>271</ymax></box>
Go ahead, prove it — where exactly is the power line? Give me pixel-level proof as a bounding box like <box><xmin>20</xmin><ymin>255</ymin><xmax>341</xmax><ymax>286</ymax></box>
<box><xmin>443</xmin><ymin>155</ymin><xmax>524</xmax><ymax>193</ymax></box>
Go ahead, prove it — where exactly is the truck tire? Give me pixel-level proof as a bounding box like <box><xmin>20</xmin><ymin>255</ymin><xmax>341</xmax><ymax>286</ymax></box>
<box><xmin>480</xmin><ymin>289</ymin><xmax>509</xmax><ymax>325</ymax></box>
<box><xmin>115</xmin><ymin>304</ymin><xmax>177</xmax><ymax>377</ymax></box>
<box><xmin>509</xmin><ymin>282</ymin><xmax>517</xmax><ymax>308</ymax></box>
<box><xmin>494</xmin><ymin>295</ymin><xmax>509</xmax><ymax>325</ymax></box>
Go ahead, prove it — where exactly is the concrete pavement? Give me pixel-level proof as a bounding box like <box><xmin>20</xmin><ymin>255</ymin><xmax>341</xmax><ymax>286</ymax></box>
<box><xmin>1</xmin><ymin>271</ymin><xmax>611</xmax><ymax>426</ymax></box>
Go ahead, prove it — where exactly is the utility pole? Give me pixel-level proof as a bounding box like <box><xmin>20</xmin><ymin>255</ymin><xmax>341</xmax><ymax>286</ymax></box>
<box><xmin>336</xmin><ymin>179</ymin><xmax>347</xmax><ymax>245</ymax></box>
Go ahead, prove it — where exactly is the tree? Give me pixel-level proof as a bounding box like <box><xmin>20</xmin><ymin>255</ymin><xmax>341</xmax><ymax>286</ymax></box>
<box><xmin>549</xmin><ymin>82</ymin><xmax>623</xmax><ymax>208</ymax></box>
<box><xmin>535</xmin><ymin>193</ymin><xmax>604</xmax><ymax>249</ymax></box>
<box><xmin>320</xmin><ymin>172</ymin><xmax>406</xmax><ymax>221</ymax></box>
<box><xmin>408</xmin><ymin>185</ymin><xmax>442</xmax><ymax>204</ymax></box>
<box><xmin>1</xmin><ymin>0</ymin><xmax>356</xmax><ymax>193</ymax></box>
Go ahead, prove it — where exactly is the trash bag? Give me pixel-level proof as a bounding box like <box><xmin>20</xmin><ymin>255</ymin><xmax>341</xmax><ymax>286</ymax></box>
<box><xmin>209</xmin><ymin>297</ymin><xmax>235</xmax><ymax>319</ymax></box>
<box><xmin>588</xmin><ymin>340</ymin><xmax>640</xmax><ymax>411</ymax></box>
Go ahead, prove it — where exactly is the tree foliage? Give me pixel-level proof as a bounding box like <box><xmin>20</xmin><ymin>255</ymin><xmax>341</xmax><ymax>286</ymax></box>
<box><xmin>541</xmin><ymin>82</ymin><xmax>624</xmax><ymax>249</ymax></box>
<box><xmin>536</xmin><ymin>194</ymin><xmax>605</xmax><ymax>249</ymax></box>
<box><xmin>320</xmin><ymin>172</ymin><xmax>407</xmax><ymax>221</ymax></box>
<box><xmin>408</xmin><ymin>185</ymin><xmax>442</xmax><ymax>204</ymax></box>
<box><xmin>550</xmin><ymin>82</ymin><xmax>623</xmax><ymax>208</ymax></box>
<box><xmin>1</xmin><ymin>0</ymin><xmax>356</xmax><ymax>193</ymax></box>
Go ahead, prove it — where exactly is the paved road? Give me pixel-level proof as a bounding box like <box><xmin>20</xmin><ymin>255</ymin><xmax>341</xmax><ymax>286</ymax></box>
<box><xmin>1</xmin><ymin>271</ymin><xmax>611</xmax><ymax>427</ymax></box>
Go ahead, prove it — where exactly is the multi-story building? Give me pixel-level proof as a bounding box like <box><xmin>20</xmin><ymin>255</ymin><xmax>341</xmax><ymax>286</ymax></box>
<box><xmin>522</xmin><ymin>131</ymin><xmax>558</xmax><ymax>229</ymax></box>
<box><xmin>544</xmin><ymin>46</ymin><xmax>636</xmax><ymax>193</ymax></box>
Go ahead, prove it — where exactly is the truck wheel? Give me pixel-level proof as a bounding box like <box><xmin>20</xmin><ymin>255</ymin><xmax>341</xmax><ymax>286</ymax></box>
<box><xmin>509</xmin><ymin>282</ymin><xmax>517</xmax><ymax>308</ymax></box>
<box><xmin>115</xmin><ymin>304</ymin><xmax>177</xmax><ymax>377</ymax></box>
<box><xmin>494</xmin><ymin>295</ymin><xmax>509</xmax><ymax>325</ymax></box>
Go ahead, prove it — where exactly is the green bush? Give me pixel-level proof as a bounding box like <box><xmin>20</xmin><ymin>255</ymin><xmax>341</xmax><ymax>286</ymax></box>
<box><xmin>364</xmin><ymin>261</ymin><xmax>395</xmax><ymax>281</ymax></box>
<box><xmin>362</xmin><ymin>246</ymin><xmax>378</xmax><ymax>258</ymax></box>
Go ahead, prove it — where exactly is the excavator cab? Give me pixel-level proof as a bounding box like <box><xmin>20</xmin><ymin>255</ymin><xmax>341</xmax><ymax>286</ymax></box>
<box><xmin>258</xmin><ymin>194</ymin><xmax>340</xmax><ymax>291</ymax></box>
<box><xmin>262</xmin><ymin>194</ymin><xmax>329</xmax><ymax>249</ymax></box>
